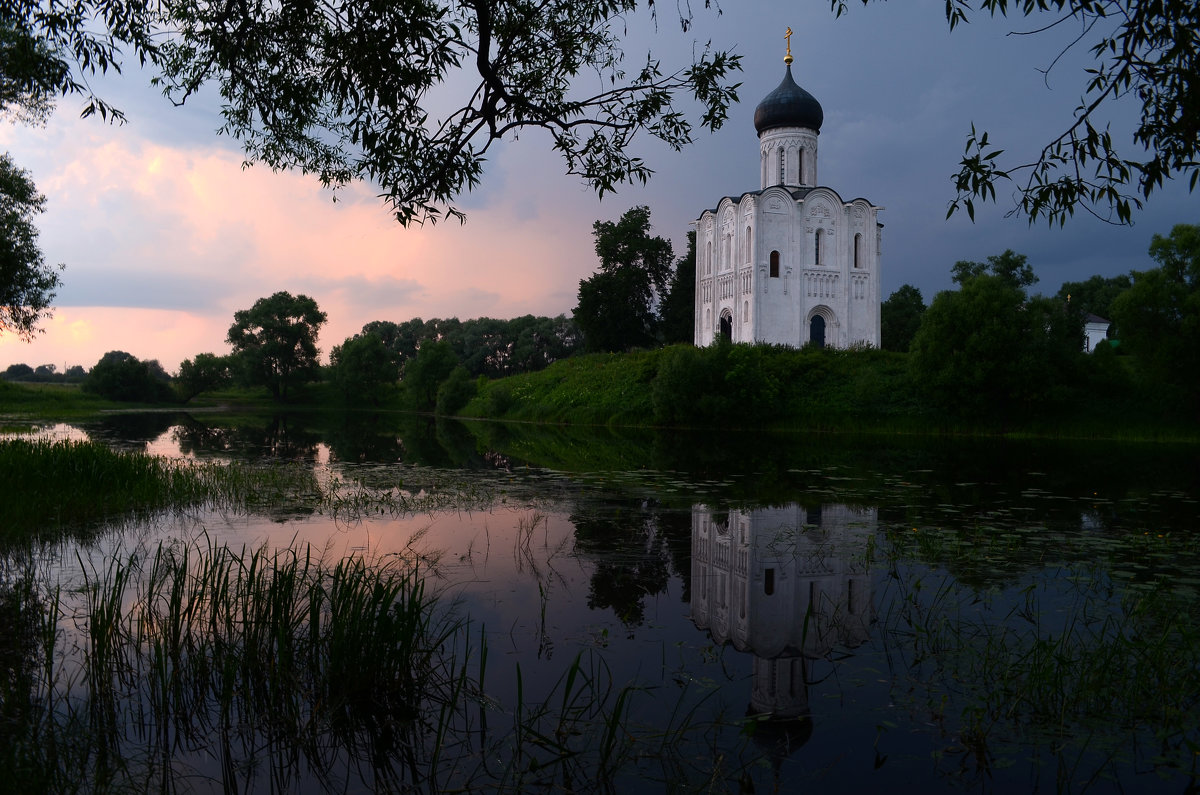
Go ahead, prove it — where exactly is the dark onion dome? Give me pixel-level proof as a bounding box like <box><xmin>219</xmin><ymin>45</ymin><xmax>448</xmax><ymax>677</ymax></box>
<box><xmin>753</xmin><ymin>65</ymin><xmax>823</xmax><ymax>135</ymax></box>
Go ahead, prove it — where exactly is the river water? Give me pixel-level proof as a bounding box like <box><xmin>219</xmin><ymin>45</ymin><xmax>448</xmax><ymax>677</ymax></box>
<box><xmin>11</xmin><ymin>411</ymin><xmax>1200</xmax><ymax>793</ymax></box>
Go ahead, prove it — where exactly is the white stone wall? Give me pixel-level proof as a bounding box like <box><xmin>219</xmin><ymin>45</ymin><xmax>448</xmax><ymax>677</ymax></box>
<box><xmin>695</xmin><ymin>182</ymin><xmax>881</xmax><ymax>349</ymax></box>
<box><xmin>759</xmin><ymin>127</ymin><xmax>819</xmax><ymax>188</ymax></box>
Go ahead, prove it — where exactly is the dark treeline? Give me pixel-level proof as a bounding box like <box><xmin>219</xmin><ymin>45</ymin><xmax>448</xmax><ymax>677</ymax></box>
<box><xmin>7</xmin><ymin>215</ymin><xmax>1196</xmax><ymax>429</ymax></box>
<box><xmin>357</xmin><ymin>315</ymin><xmax>582</xmax><ymax>380</ymax></box>
<box><xmin>2</xmin><ymin>363</ymin><xmax>88</xmax><ymax>383</ymax></box>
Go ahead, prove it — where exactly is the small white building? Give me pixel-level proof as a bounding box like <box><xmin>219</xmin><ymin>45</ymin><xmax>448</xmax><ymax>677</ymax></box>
<box><xmin>695</xmin><ymin>46</ymin><xmax>884</xmax><ymax>349</ymax></box>
<box><xmin>1084</xmin><ymin>313</ymin><xmax>1111</xmax><ymax>353</ymax></box>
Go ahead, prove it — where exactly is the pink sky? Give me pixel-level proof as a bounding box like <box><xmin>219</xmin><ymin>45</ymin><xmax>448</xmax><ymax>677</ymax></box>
<box><xmin>0</xmin><ymin>114</ymin><xmax>616</xmax><ymax>373</ymax></box>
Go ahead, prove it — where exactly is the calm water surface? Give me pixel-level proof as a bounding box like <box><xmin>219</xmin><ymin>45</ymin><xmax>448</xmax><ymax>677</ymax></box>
<box><xmin>16</xmin><ymin>412</ymin><xmax>1200</xmax><ymax>793</ymax></box>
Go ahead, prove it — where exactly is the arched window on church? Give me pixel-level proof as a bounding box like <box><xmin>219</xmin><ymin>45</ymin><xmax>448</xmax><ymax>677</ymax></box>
<box><xmin>705</xmin><ymin>241</ymin><xmax>711</xmax><ymax>274</ymax></box>
<box><xmin>744</xmin><ymin>225</ymin><xmax>751</xmax><ymax>264</ymax></box>
<box><xmin>778</xmin><ymin>149</ymin><xmax>785</xmax><ymax>186</ymax></box>
<box><xmin>814</xmin><ymin>229</ymin><xmax>822</xmax><ymax>266</ymax></box>
<box><xmin>798</xmin><ymin>149</ymin><xmax>804</xmax><ymax>185</ymax></box>
<box><xmin>854</xmin><ymin>233</ymin><xmax>862</xmax><ymax>268</ymax></box>
<box><xmin>769</xmin><ymin>250</ymin><xmax>780</xmax><ymax>278</ymax></box>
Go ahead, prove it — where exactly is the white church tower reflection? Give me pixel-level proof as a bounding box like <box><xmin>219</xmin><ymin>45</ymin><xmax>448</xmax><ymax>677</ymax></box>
<box><xmin>691</xmin><ymin>503</ymin><xmax>876</xmax><ymax>753</ymax></box>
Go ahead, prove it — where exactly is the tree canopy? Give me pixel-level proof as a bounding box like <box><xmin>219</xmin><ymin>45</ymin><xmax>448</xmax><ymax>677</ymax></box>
<box><xmin>82</xmin><ymin>350</ymin><xmax>173</xmax><ymax>403</ymax></box>
<box><xmin>658</xmin><ymin>230</ymin><xmax>697</xmax><ymax>345</ymax></box>
<box><xmin>910</xmin><ymin>252</ymin><xmax>1082</xmax><ymax>420</ymax></box>
<box><xmin>1110</xmin><ymin>222</ymin><xmax>1200</xmax><ymax>412</ymax></box>
<box><xmin>227</xmin><ymin>291</ymin><xmax>327</xmax><ymax>401</ymax></box>
<box><xmin>880</xmin><ymin>284</ymin><xmax>925</xmax><ymax>352</ymax></box>
<box><xmin>1055</xmin><ymin>273</ymin><xmax>1131</xmax><ymax>321</ymax></box>
<box><xmin>0</xmin><ymin>154</ymin><xmax>61</xmax><ymax>340</ymax></box>
<box><xmin>574</xmin><ymin>205</ymin><xmax>674</xmax><ymax>352</ymax></box>
<box><xmin>834</xmin><ymin>0</ymin><xmax>1200</xmax><ymax>226</ymax></box>
<box><xmin>330</xmin><ymin>332</ymin><xmax>400</xmax><ymax>406</ymax></box>
<box><xmin>176</xmin><ymin>352</ymin><xmax>231</xmax><ymax>402</ymax></box>
<box><xmin>6</xmin><ymin>0</ymin><xmax>739</xmax><ymax>226</ymax></box>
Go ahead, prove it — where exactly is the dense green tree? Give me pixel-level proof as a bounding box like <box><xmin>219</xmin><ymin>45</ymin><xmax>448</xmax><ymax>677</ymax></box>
<box><xmin>359</xmin><ymin>315</ymin><xmax>581</xmax><ymax>379</ymax></box>
<box><xmin>1055</xmin><ymin>273</ymin><xmax>1132</xmax><ymax>323</ymax></box>
<box><xmin>910</xmin><ymin>254</ymin><xmax>1083</xmax><ymax>420</ymax></box>
<box><xmin>403</xmin><ymin>339</ymin><xmax>459</xmax><ymax>412</ymax></box>
<box><xmin>176</xmin><ymin>352</ymin><xmax>231</xmax><ymax>402</ymax></box>
<box><xmin>82</xmin><ymin>350</ymin><xmax>174</xmax><ymax>403</ymax></box>
<box><xmin>1110</xmin><ymin>223</ymin><xmax>1200</xmax><ymax>411</ymax></box>
<box><xmin>952</xmin><ymin>249</ymin><xmax>1037</xmax><ymax>289</ymax></box>
<box><xmin>435</xmin><ymin>365</ymin><xmax>477</xmax><ymax>416</ymax></box>
<box><xmin>2</xmin><ymin>363</ymin><xmax>32</xmax><ymax>379</ymax></box>
<box><xmin>227</xmin><ymin>291</ymin><xmax>326</xmax><ymax>401</ymax></box>
<box><xmin>0</xmin><ymin>154</ymin><xmax>61</xmax><ymax>340</ymax></box>
<box><xmin>575</xmin><ymin>268</ymin><xmax>658</xmax><ymax>353</ymax></box>
<box><xmin>833</xmin><ymin>1</ymin><xmax>1200</xmax><ymax>225</ymax></box>
<box><xmin>505</xmin><ymin>315</ymin><xmax>582</xmax><ymax>375</ymax></box>
<box><xmin>329</xmin><ymin>333</ymin><xmax>399</xmax><ymax>405</ymax></box>
<box><xmin>658</xmin><ymin>231</ymin><xmax>697</xmax><ymax>345</ymax></box>
<box><xmin>573</xmin><ymin>206</ymin><xmax>674</xmax><ymax>352</ymax></box>
<box><xmin>880</xmin><ymin>284</ymin><xmax>925</xmax><ymax>352</ymax></box>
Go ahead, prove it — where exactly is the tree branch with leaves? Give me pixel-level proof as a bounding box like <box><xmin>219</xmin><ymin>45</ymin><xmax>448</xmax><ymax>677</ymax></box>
<box><xmin>154</xmin><ymin>0</ymin><xmax>741</xmax><ymax>224</ymax></box>
<box><xmin>833</xmin><ymin>0</ymin><xmax>1200</xmax><ymax>226</ymax></box>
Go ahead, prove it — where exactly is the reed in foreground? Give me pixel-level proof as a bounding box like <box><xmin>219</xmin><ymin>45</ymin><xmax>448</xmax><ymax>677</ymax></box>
<box><xmin>0</xmin><ymin>439</ymin><xmax>323</xmax><ymax>543</ymax></box>
<box><xmin>5</xmin><ymin>537</ymin><xmax>764</xmax><ymax>793</ymax></box>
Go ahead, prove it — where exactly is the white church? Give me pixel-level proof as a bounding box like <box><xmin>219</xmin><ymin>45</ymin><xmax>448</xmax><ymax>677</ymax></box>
<box><xmin>695</xmin><ymin>35</ymin><xmax>883</xmax><ymax>349</ymax></box>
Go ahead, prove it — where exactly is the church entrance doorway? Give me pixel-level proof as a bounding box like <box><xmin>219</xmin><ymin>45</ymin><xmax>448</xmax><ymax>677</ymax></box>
<box><xmin>809</xmin><ymin>316</ymin><xmax>825</xmax><ymax>349</ymax></box>
<box><xmin>719</xmin><ymin>312</ymin><xmax>733</xmax><ymax>342</ymax></box>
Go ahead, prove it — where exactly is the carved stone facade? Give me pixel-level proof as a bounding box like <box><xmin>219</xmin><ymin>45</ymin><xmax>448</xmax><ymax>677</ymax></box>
<box><xmin>695</xmin><ymin>62</ymin><xmax>883</xmax><ymax>349</ymax></box>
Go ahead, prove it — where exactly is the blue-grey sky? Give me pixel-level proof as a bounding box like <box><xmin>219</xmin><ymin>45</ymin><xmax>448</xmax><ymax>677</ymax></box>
<box><xmin>1</xmin><ymin>0</ymin><xmax>1194</xmax><ymax>371</ymax></box>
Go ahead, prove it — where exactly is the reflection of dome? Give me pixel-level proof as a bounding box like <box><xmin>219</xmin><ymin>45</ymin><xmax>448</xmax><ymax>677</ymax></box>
<box><xmin>753</xmin><ymin>65</ymin><xmax>823</xmax><ymax>135</ymax></box>
<box><xmin>747</xmin><ymin>707</ymin><xmax>814</xmax><ymax>761</ymax></box>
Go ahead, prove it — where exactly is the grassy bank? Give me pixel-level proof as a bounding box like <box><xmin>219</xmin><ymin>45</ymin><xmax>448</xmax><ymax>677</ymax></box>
<box><xmin>0</xmin><ymin>380</ymin><xmax>123</xmax><ymax>422</ymax></box>
<box><xmin>460</xmin><ymin>343</ymin><xmax>1195</xmax><ymax>439</ymax></box>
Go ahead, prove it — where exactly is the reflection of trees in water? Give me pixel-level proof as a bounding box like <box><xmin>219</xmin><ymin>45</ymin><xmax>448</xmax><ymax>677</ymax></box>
<box><xmin>0</xmin><ymin>566</ymin><xmax>50</xmax><ymax>788</ymax></box>
<box><xmin>323</xmin><ymin>414</ymin><xmax>405</xmax><ymax>463</ymax></box>
<box><xmin>81</xmin><ymin>412</ymin><xmax>182</xmax><ymax>451</ymax></box>
<box><xmin>570</xmin><ymin>500</ymin><xmax>694</xmax><ymax>628</ymax></box>
<box><xmin>173</xmin><ymin>415</ymin><xmax>321</xmax><ymax>461</ymax></box>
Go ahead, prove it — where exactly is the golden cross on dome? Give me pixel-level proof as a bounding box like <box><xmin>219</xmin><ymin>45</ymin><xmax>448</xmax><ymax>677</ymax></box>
<box><xmin>784</xmin><ymin>26</ymin><xmax>794</xmax><ymax>64</ymax></box>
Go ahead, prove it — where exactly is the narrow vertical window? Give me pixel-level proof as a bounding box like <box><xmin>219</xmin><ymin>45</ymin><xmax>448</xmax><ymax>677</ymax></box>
<box><xmin>744</xmin><ymin>225</ymin><xmax>751</xmax><ymax>264</ymax></box>
<box><xmin>854</xmin><ymin>233</ymin><xmax>862</xmax><ymax>268</ymax></box>
<box><xmin>764</xmin><ymin>568</ymin><xmax>775</xmax><ymax>596</ymax></box>
<box><xmin>778</xmin><ymin>149</ymin><xmax>785</xmax><ymax>185</ymax></box>
<box><xmin>814</xmin><ymin>230</ymin><xmax>821</xmax><ymax>265</ymax></box>
<box><xmin>798</xmin><ymin>149</ymin><xmax>804</xmax><ymax>185</ymax></box>
<box><xmin>769</xmin><ymin>250</ymin><xmax>780</xmax><ymax>278</ymax></box>
<box><xmin>706</xmin><ymin>241</ymin><xmax>711</xmax><ymax>274</ymax></box>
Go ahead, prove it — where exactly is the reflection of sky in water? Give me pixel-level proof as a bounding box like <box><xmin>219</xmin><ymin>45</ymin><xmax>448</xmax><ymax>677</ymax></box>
<box><xmin>15</xmin><ymin>419</ymin><xmax>1200</xmax><ymax>792</ymax></box>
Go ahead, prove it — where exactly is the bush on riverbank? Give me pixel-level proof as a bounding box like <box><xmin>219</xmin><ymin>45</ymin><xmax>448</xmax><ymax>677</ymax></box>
<box><xmin>460</xmin><ymin>341</ymin><xmax>1191</xmax><ymax>437</ymax></box>
<box><xmin>460</xmin><ymin>343</ymin><xmax>923</xmax><ymax>430</ymax></box>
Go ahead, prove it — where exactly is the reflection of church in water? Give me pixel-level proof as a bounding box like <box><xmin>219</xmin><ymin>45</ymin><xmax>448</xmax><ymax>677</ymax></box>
<box><xmin>690</xmin><ymin>503</ymin><xmax>876</xmax><ymax>752</ymax></box>
<box><xmin>695</xmin><ymin>29</ymin><xmax>883</xmax><ymax>349</ymax></box>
